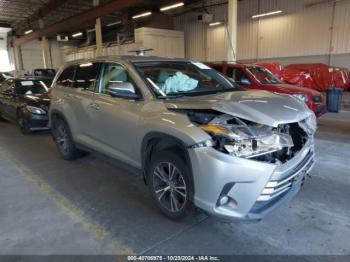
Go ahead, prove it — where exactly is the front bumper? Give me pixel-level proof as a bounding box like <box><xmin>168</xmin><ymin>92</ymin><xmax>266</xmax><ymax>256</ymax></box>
<box><xmin>189</xmin><ymin>139</ymin><xmax>315</xmax><ymax>220</ymax></box>
<box><xmin>24</xmin><ymin>112</ymin><xmax>50</xmax><ymax>131</ymax></box>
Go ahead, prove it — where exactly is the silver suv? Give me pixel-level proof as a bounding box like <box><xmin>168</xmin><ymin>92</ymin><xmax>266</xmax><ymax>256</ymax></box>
<box><xmin>49</xmin><ymin>56</ymin><xmax>317</xmax><ymax>220</ymax></box>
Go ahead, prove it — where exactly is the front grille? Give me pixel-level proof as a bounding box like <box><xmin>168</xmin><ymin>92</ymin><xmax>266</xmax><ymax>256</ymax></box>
<box><xmin>257</xmin><ymin>150</ymin><xmax>314</xmax><ymax>202</ymax></box>
<box><xmin>313</xmin><ymin>96</ymin><xmax>322</xmax><ymax>103</ymax></box>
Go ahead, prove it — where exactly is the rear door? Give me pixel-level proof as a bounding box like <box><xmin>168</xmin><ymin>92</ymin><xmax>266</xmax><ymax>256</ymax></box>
<box><xmin>58</xmin><ymin>62</ymin><xmax>101</xmax><ymax>142</ymax></box>
<box><xmin>72</xmin><ymin>62</ymin><xmax>101</xmax><ymax>141</ymax></box>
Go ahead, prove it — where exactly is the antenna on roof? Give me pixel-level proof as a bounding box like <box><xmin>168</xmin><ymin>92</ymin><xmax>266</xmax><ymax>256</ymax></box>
<box><xmin>128</xmin><ymin>48</ymin><xmax>154</xmax><ymax>56</ymax></box>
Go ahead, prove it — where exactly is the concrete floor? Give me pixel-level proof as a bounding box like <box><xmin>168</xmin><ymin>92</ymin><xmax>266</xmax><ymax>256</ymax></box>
<box><xmin>0</xmin><ymin>112</ymin><xmax>349</xmax><ymax>255</ymax></box>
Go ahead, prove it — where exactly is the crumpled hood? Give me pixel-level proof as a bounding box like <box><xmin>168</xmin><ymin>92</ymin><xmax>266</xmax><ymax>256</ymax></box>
<box><xmin>164</xmin><ymin>90</ymin><xmax>312</xmax><ymax>127</ymax></box>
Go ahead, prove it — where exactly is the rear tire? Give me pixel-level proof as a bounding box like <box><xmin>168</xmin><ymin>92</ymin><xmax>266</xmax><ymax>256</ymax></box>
<box><xmin>147</xmin><ymin>151</ymin><xmax>192</xmax><ymax>220</ymax></box>
<box><xmin>52</xmin><ymin>118</ymin><xmax>81</xmax><ymax>160</ymax></box>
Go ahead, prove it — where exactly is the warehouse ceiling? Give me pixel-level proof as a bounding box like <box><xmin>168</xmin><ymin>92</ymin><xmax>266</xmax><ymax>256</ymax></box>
<box><xmin>0</xmin><ymin>0</ymin><xmax>187</xmax><ymax>30</ymax></box>
<box><xmin>0</xmin><ymin>0</ymin><xmax>226</xmax><ymax>32</ymax></box>
<box><xmin>0</xmin><ymin>0</ymin><xmax>228</xmax><ymax>46</ymax></box>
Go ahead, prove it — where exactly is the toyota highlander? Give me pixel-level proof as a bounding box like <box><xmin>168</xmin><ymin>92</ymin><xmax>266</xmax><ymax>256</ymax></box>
<box><xmin>49</xmin><ymin>56</ymin><xmax>317</xmax><ymax>220</ymax></box>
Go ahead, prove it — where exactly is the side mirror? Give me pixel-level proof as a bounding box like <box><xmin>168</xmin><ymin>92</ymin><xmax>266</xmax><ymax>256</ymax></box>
<box><xmin>107</xmin><ymin>82</ymin><xmax>140</xmax><ymax>100</ymax></box>
<box><xmin>240</xmin><ymin>78</ymin><xmax>251</xmax><ymax>86</ymax></box>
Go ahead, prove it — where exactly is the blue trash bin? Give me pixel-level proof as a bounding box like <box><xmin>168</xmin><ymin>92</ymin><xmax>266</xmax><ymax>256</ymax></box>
<box><xmin>327</xmin><ymin>87</ymin><xmax>343</xmax><ymax>113</ymax></box>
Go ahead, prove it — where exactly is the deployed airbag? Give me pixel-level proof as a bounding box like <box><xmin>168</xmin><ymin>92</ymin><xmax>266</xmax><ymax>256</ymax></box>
<box><xmin>162</xmin><ymin>72</ymin><xmax>198</xmax><ymax>94</ymax></box>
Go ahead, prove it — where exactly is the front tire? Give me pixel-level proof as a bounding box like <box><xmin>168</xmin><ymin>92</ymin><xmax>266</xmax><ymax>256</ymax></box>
<box><xmin>52</xmin><ymin>118</ymin><xmax>81</xmax><ymax>160</ymax></box>
<box><xmin>147</xmin><ymin>151</ymin><xmax>191</xmax><ymax>220</ymax></box>
<box><xmin>17</xmin><ymin>115</ymin><xmax>31</xmax><ymax>135</ymax></box>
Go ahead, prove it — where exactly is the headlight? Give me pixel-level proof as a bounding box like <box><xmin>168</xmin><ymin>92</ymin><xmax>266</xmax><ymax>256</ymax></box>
<box><xmin>293</xmin><ymin>94</ymin><xmax>308</xmax><ymax>103</ymax></box>
<box><xmin>26</xmin><ymin>105</ymin><xmax>46</xmax><ymax>115</ymax></box>
<box><xmin>200</xmin><ymin>124</ymin><xmax>294</xmax><ymax>159</ymax></box>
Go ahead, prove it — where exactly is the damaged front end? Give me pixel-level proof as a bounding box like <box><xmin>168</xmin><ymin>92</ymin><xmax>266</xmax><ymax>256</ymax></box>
<box><xmin>187</xmin><ymin>110</ymin><xmax>316</xmax><ymax>164</ymax></box>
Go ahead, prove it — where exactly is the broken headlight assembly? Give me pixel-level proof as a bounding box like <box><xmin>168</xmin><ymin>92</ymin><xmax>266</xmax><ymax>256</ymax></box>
<box><xmin>298</xmin><ymin>113</ymin><xmax>317</xmax><ymax>136</ymax></box>
<box><xmin>187</xmin><ymin>110</ymin><xmax>314</xmax><ymax>163</ymax></box>
<box><xmin>200</xmin><ymin>122</ymin><xmax>294</xmax><ymax>159</ymax></box>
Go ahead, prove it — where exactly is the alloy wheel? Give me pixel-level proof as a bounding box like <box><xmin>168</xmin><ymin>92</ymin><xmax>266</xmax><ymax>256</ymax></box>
<box><xmin>153</xmin><ymin>162</ymin><xmax>187</xmax><ymax>213</ymax></box>
<box><xmin>56</xmin><ymin>124</ymin><xmax>69</xmax><ymax>154</ymax></box>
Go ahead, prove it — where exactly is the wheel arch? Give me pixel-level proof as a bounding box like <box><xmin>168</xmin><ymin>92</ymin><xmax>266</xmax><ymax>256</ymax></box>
<box><xmin>141</xmin><ymin>132</ymin><xmax>195</xmax><ymax>201</ymax></box>
<box><xmin>50</xmin><ymin>109</ymin><xmax>70</xmax><ymax>140</ymax></box>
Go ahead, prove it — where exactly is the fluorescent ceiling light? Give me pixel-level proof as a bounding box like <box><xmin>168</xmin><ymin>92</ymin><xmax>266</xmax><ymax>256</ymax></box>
<box><xmin>72</xmin><ymin>32</ymin><xmax>83</xmax><ymax>38</ymax></box>
<box><xmin>209</xmin><ymin>22</ymin><xmax>222</xmax><ymax>26</ymax></box>
<box><xmin>160</xmin><ymin>2</ymin><xmax>184</xmax><ymax>11</ymax></box>
<box><xmin>132</xmin><ymin>12</ymin><xmax>152</xmax><ymax>19</ymax></box>
<box><xmin>252</xmin><ymin>10</ymin><xmax>283</xmax><ymax>19</ymax></box>
<box><xmin>107</xmin><ymin>21</ymin><xmax>122</xmax><ymax>27</ymax></box>
<box><xmin>25</xmin><ymin>29</ymin><xmax>33</xmax><ymax>34</ymax></box>
<box><xmin>86</xmin><ymin>28</ymin><xmax>95</xmax><ymax>33</ymax></box>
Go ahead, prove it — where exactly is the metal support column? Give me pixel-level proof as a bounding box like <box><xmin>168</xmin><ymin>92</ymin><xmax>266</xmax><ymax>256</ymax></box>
<box><xmin>39</xmin><ymin>19</ymin><xmax>50</xmax><ymax>68</ymax></box>
<box><xmin>226</xmin><ymin>0</ymin><xmax>238</xmax><ymax>62</ymax></box>
<box><xmin>93</xmin><ymin>0</ymin><xmax>103</xmax><ymax>57</ymax></box>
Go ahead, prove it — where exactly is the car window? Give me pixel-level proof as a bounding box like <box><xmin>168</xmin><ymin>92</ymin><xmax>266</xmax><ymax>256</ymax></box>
<box><xmin>15</xmin><ymin>80</ymin><xmax>48</xmax><ymax>95</ymax></box>
<box><xmin>98</xmin><ymin>63</ymin><xmax>136</xmax><ymax>95</ymax></box>
<box><xmin>227</xmin><ymin>67</ymin><xmax>251</xmax><ymax>85</ymax></box>
<box><xmin>211</xmin><ymin>65</ymin><xmax>223</xmax><ymax>72</ymax></box>
<box><xmin>74</xmin><ymin>62</ymin><xmax>100</xmax><ymax>91</ymax></box>
<box><xmin>56</xmin><ymin>65</ymin><xmax>76</xmax><ymax>88</ymax></box>
<box><xmin>134</xmin><ymin>61</ymin><xmax>238</xmax><ymax>97</ymax></box>
<box><xmin>33</xmin><ymin>69</ymin><xmax>56</xmax><ymax>77</ymax></box>
<box><xmin>247</xmin><ymin>66</ymin><xmax>281</xmax><ymax>84</ymax></box>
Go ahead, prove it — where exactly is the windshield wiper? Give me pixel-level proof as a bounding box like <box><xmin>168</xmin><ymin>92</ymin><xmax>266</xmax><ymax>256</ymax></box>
<box><xmin>157</xmin><ymin>94</ymin><xmax>187</xmax><ymax>99</ymax></box>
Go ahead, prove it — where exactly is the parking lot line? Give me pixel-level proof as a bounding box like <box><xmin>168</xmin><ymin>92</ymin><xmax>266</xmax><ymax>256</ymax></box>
<box><xmin>0</xmin><ymin>149</ymin><xmax>136</xmax><ymax>255</ymax></box>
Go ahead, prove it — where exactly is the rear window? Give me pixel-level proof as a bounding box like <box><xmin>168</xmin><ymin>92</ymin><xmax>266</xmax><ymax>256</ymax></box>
<box><xmin>74</xmin><ymin>62</ymin><xmax>100</xmax><ymax>90</ymax></box>
<box><xmin>57</xmin><ymin>66</ymin><xmax>76</xmax><ymax>87</ymax></box>
<box><xmin>33</xmin><ymin>69</ymin><xmax>56</xmax><ymax>77</ymax></box>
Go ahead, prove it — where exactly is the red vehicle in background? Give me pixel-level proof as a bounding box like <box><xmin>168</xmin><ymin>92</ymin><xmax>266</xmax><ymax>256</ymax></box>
<box><xmin>209</xmin><ymin>63</ymin><xmax>326</xmax><ymax>117</ymax></box>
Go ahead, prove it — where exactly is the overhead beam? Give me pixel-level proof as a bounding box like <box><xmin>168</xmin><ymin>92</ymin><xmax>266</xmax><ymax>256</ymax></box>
<box><xmin>13</xmin><ymin>0</ymin><xmax>146</xmax><ymax>47</ymax></box>
<box><xmin>15</xmin><ymin>0</ymin><xmax>70</xmax><ymax>31</ymax></box>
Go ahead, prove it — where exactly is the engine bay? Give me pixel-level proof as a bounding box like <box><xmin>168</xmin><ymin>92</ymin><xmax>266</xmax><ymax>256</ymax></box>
<box><xmin>185</xmin><ymin>109</ymin><xmax>310</xmax><ymax>164</ymax></box>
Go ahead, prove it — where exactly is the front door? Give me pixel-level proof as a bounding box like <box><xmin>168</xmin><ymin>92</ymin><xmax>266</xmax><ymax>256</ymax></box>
<box><xmin>88</xmin><ymin>62</ymin><xmax>142</xmax><ymax>167</ymax></box>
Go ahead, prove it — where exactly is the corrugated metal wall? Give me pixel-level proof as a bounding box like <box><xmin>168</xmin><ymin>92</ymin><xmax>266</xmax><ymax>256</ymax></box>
<box><xmin>9</xmin><ymin>40</ymin><xmax>63</xmax><ymax>72</ymax></box>
<box><xmin>174</xmin><ymin>1</ymin><xmax>228</xmax><ymax>61</ymax></box>
<box><xmin>174</xmin><ymin>0</ymin><xmax>350</xmax><ymax>67</ymax></box>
